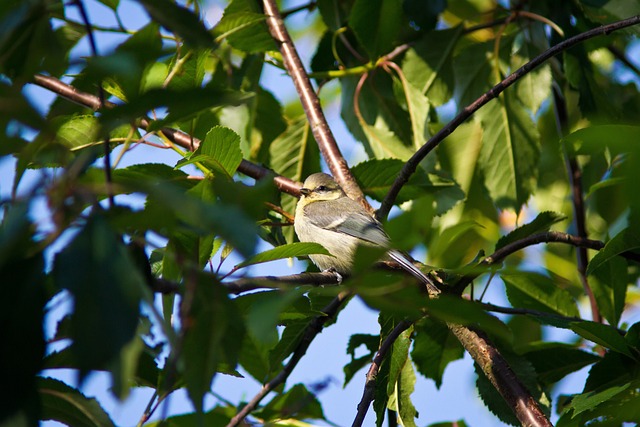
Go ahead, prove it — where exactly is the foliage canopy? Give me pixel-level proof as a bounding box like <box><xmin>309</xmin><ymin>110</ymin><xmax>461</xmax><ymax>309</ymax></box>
<box><xmin>1</xmin><ymin>0</ymin><xmax>640</xmax><ymax>426</ymax></box>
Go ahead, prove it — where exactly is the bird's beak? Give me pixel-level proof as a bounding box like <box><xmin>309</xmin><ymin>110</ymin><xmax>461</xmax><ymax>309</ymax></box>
<box><xmin>299</xmin><ymin>188</ymin><xmax>311</xmax><ymax>196</ymax></box>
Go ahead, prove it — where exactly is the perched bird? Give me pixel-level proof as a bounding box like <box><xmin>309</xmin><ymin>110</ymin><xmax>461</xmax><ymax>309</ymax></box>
<box><xmin>294</xmin><ymin>172</ymin><xmax>439</xmax><ymax>294</ymax></box>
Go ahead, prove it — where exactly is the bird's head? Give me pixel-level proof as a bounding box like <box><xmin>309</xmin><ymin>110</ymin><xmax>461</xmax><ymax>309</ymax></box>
<box><xmin>299</xmin><ymin>173</ymin><xmax>345</xmax><ymax>202</ymax></box>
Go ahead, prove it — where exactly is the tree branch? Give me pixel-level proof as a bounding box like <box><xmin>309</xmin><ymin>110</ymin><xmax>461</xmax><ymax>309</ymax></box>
<box><xmin>378</xmin><ymin>15</ymin><xmax>640</xmax><ymax>219</ymax></box>
<box><xmin>552</xmin><ymin>86</ymin><xmax>601</xmax><ymax>323</ymax></box>
<box><xmin>225</xmin><ymin>292</ymin><xmax>350</xmax><ymax>427</ymax></box>
<box><xmin>30</xmin><ymin>75</ymin><xmax>301</xmax><ymax>197</ymax></box>
<box><xmin>351</xmin><ymin>320</ymin><xmax>412</xmax><ymax>427</ymax></box>
<box><xmin>261</xmin><ymin>0</ymin><xmax>366</xmax><ymax>204</ymax></box>
<box><xmin>447</xmin><ymin>324</ymin><xmax>552</xmax><ymax>427</ymax></box>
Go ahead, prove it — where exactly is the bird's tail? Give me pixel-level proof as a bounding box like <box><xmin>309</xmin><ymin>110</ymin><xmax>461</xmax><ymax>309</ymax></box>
<box><xmin>388</xmin><ymin>250</ymin><xmax>440</xmax><ymax>295</ymax></box>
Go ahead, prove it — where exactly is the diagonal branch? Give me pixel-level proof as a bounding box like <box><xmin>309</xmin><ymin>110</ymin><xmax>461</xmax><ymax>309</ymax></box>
<box><xmin>225</xmin><ymin>292</ymin><xmax>350</xmax><ymax>427</ymax></box>
<box><xmin>378</xmin><ymin>15</ymin><xmax>640</xmax><ymax>219</ymax></box>
<box><xmin>261</xmin><ymin>0</ymin><xmax>365</xmax><ymax>204</ymax></box>
<box><xmin>351</xmin><ymin>320</ymin><xmax>412</xmax><ymax>427</ymax></box>
<box><xmin>31</xmin><ymin>74</ymin><xmax>301</xmax><ymax>196</ymax></box>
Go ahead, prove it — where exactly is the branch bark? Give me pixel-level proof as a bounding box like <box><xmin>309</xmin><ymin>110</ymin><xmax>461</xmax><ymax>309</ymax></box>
<box><xmin>261</xmin><ymin>0</ymin><xmax>366</xmax><ymax>204</ymax></box>
<box><xmin>448</xmin><ymin>325</ymin><xmax>552</xmax><ymax>427</ymax></box>
<box><xmin>351</xmin><ymin>320</ymin><xmax>412</xmax><ymax>427</ymax></box>
<box><xmin>553</xmin><ymin>86</ymin><xmax>601</xmax><ymax>322</ymax></box>
<box><xmin>378</xmin><ymin>15</ymin><xmax>640</xmax><ymax>219</ymax></box>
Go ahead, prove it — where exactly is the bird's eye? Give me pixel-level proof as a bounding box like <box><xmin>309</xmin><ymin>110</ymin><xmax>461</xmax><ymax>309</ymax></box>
<box><xmin>316</xmin><ymin>185</ymin><xmax>329</xmax><ymax>192</ymax></box>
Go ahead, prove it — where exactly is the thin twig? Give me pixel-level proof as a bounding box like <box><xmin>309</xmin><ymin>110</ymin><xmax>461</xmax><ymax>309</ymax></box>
<box><xmin>608</xmin><ymin>44</ymin><xmax>640</xmax><ymax>77</ymax></box>
<box><xmin>378</xmin><ymin>15</ymin><xmax>640</xmax><ymax>219</ymax></box>
<box><xmin>351</xmin><ymin>320</ymin><xmax>412</xmax><ymax>427</ymax></box>
<box><xmin>72</xmin><ymin>0</ymin><xmax>114</xmax><ymax>207</ymax></box>
<box><xmin>261</xmin><ymin>0</ymin><xmax>366</xmax><ymax>204</ymax></box>
<box><xmin>454</xmin><ymin>231</ymin><xmax>609</xmax><ymax>292</ymax></box>
<box><xmin>226</xmin><ymin>292</ymin><xmax>350</xmax><ymax>427</ymax></box>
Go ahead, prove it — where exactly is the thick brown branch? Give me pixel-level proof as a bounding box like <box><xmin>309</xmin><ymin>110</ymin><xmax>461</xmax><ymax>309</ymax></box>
<box><xmin>351</xmin><ymin>320</ymin><xmax>412</xmax><ymax>427</ymax></box>
<box><xmin>31</xmin><ymin>75</ymin><xmax>301</xmax><ymax>196</ymax></box>
<box><xmin>378</xmin><ymin>15</ymin><xmax>640</xmax><ymax>219</ymax></box>
<box><xmin>261</xmin><ymin>0</ymin><xmax>365</xmax><ymax>204</ymax></box>
<box><xmin>448</xmin><ymin>325</ymin><xmax>552</xmax><ymax>427</ymax></box>
<box><xmin>226</xmin><ymin>292</ymin><xmax>350</xmax><ymax>427</ymax></box>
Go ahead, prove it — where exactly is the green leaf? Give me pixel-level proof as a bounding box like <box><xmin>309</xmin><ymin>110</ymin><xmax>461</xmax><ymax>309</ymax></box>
<box><xmin>424</xmin><ymin>295</ymin><xmax>511</xmax><ymax>341</ymax></box>
<box><xmin>496</xmin><ymin>211</ymin><xmax>567</xmax><ymax>250</ymax></box>
<box><xmin>96</xmin><ymin>0</ymin><xmax>118</xmax><ymax>11</ymax></box>
<box><xmin>254</xmin><ymin>383</ymin><xmax>326</xmax><ymax>421</ymax></box>
<box><xmin>393</xmin><ymin>349</ymin><xmax>418</xmax><ymax>427</ymax></box>
<box><xmin>52</xmin><ymin>214</ymin><xmax>146</xmax><ymax>379</ymax></box>
<box><xmin>523</xmin><ymin>344</ymin><xmax>600</xmax><ymax>386</ymax></box>
<box><xmin>512</xmin><ymin>30</ymin><xmax>552</xmax><ymax>115</ymax></box>
<box><xmin>352</xmin><ymin>158</ymin><xmax>463</xmax><ymax>208</ymax></box>
<box><xmin>401</xmin><ymin>27</ymin><xmax>462</xmax><ymax>106</ymax></box>
<box><xmin>590</xmin><ymin>255</ymin><xmax>627</xmax><ymax>327</ymax></box>
<box><xmin>341</xmin><ymin>74</ymin><xmax>415</xmax><ymax>161</ymax></box>
<box><xmin>144</xmin><ymin>407</ymin><xmax>232</xmax><ymax>427</ymax></box>
<box><xmin>243</xmin><ymin>288</ymin><xmax>311</xmax><ymax>344</ymax></box>
<box><xmin>349</xmin><ymin>0</ymin><xmax>402</xmax><ymax>58</ymax></box>
<box><xmin>579</xmin><ymin>0</ymin><xmax>640</xmax><ymax>35</ymax></box>
<box><xmin>177</xmin><ymin>126</ymin><xmax>243</xmax><ymax>178</ymax></box>
<box><xmin>570</xmin><ymin>384</ymin><xmax>631</xmax><ymax>417</ymax></box>
<box><xmin>477</xmin><ymin>91</ymin><xmax>540</xmax><ymax>211</ymax></box>
<box><xmin>213</xmin><ymin>0</ymin><xmax>276</xmax><ymax>53</ymax></box>
<box><xmin>236</xmin><ymin>242</ymin><xmax>330</xmax><ymax>269</ymax></box>
<box><xmin>137</xmin><ymin>0</ymin><xmax>215</xmax><ymax>47</ymax></box>
<box><xmin>411</xmin><ymin>318</ymin><xmax>464</xmax><ymax>388</ymax></box>
<box><xmin>344</xmin><ymin>334</ymin><xmax>379</xmax><ymax>386</ymax></box>
<box><xmin>38</xmin><ymin>377</ymin><xmax>115</xmax><ymax>427</ymax></box>
<box><xmin>269</xmin><ymin>116</ymin><xmax>320</xmax><ymax>182</ymax></box>
<box><xmin>392</xmin><ymin>74</ymin><xmax>431</xmax><ymax>151</ymax></box>
<box><xmin>182</xmin><ymin>278</ymin><xmax>245</xmax><ymax>413</ymax></box>
<box><xmin>570</xmin><ymin>321</ymin><xmax>632</xmax><ymax>357</ymax></box>
<box><xmin>564</xmin><ymin>125</ymin><xmax>640</xmax><ymax>157</ymax></box>
<box><xmin>502</xmin><ymin>272</ymin><xmax>580</xmax><ymax>318</ymax></box>
<box><xmin>587</xmin><ymin>227</ymin><xmax>640</xmax><ymax>275</ymax></box>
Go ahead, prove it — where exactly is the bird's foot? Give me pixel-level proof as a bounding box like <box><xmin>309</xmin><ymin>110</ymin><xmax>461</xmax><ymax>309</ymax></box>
<box><xmin>324</xmin><ymin>268</ymin><xmax>343</xmax><ymax>284</ymax></box>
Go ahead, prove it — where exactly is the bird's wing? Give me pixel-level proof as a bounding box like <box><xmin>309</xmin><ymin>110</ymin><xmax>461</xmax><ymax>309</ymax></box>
<box><xmin>303</xmin><ymin>198</ymin><xmax>390</xmax><ymax>247</ymax></box>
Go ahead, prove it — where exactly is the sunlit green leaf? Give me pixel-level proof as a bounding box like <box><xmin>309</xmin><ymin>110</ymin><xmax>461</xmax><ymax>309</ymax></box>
<box><xmin>477</xmin><ymin>91</ymin><xmax>540</xmax><ymax>211</ymax></box>
<box><xmin>236</xmin><ymin>242</ymin><xmax>330</xmax><ymax>269</ymax></box>
<box><xmin>502</xmin><ymin>272</ymin><xmax>579</xmax><ymax>318</ymax></box>
<box><xmin>349</xmin><ymin>0</ymin><xmax>401</xmax><ymax>58</ymax></box>
<box><xmin>411</xmin><ymin>318</ymin><xmax>463</xmax><ymax>388</ymax></box>
<box><xmin>402</xmin><ymin>27</ymin><xmax>462</xmax><ymax>106</ymax></box>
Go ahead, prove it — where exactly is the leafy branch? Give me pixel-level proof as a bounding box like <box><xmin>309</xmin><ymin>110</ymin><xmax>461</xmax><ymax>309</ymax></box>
<box><xmin>378</xmin><ymin>15</ymin><xmax>640</xmax><ymax>219</ymax></box>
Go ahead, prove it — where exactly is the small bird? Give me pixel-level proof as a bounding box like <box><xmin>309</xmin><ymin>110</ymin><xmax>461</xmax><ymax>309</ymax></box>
<box><xmin>294</xmin><ymin>173</ymin><xmax>439</xmax><ymax>295</ymax></box>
